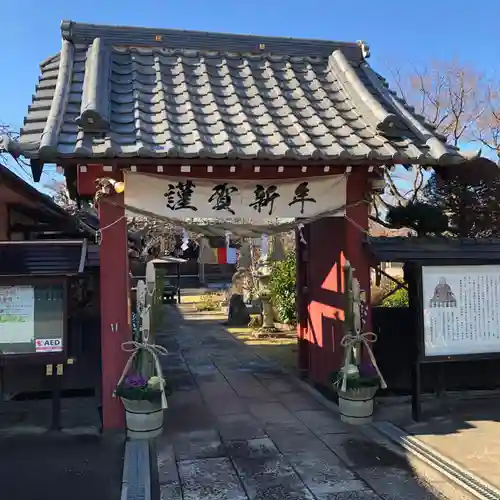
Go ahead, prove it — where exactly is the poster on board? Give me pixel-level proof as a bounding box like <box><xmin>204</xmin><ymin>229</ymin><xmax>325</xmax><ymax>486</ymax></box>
<box><xmin>0</xmin><ymin>285</ymin><xmax>35</xmax><ymax>345</ymax></box>
<box><xmin>422</xmin><ymin>265</ymin><xmax>500</xmax><ymax>357</ymax></box>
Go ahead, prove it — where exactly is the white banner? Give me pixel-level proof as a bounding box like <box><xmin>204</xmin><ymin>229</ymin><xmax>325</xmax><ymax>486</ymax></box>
<box><xmin>422</xmin><ymin>265</ymin><xmax>500</xmax><ymax>356</ymax></box>
<box><xmin>124</xmin><ymin>173</ymin><xmax>346</xmax><ymax>222</ymax></box>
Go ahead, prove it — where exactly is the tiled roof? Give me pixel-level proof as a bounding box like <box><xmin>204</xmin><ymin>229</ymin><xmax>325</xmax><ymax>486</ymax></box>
<box><xmin>2</xmin><ymin>20</ymin><xmax>469</xmax><ymax>166</ymax></box>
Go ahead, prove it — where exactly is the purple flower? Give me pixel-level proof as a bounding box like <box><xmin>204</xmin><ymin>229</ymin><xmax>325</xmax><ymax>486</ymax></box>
<box><xmin>124</xmin><ymin>374</ymin><xmax>147</xmax><ymax>388</ymax></box>
<box><xmin>359</xmin><ymin>362</ymin><xmax>377</xmax><ymax>377</ymax></box>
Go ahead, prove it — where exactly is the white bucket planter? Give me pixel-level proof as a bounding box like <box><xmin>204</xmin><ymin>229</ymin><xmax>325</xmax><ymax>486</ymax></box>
<box><xmin>121</xmin><ymin>398</ymin><xmax>164</xmax><ymax>439</ymax></box>
<box><xmin>337</xmin><ymin>386</ymin><xmax>378</xmax><ymax>425</ymax></box>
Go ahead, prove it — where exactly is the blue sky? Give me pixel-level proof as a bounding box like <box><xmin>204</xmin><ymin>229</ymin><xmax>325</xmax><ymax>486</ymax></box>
<box><xmin>1</xmin><ymin>0</ymin><xmax>500</xmax><ymax>187</ymax></box>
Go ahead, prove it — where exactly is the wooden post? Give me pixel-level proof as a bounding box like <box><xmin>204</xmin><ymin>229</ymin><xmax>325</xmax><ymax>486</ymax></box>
<box><xmin>301</xmin><ymin>170</ymin><xmax>372</xmax><ymax>385</ymax></box>
<box><xmin>345</xmin><ymin>170</ymin><xmax>371</xmax><ymax>367</ymax></box>
<box><xmin>345</xmin><ymin>170</ymin><xmax>371</xmax><ymax>332</ymax></box>
<box><xmin>50</xmin><ymin>365</ymin><xmax>62</xmax><ymax>430</ymax></box>
<box><xmin>98</xmin><ymin>193</ymin><xmax>131</xmax><ymax>430</ymax></box>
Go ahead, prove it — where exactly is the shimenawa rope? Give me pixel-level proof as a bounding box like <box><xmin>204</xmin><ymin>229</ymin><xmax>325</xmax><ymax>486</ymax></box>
<box><xmin>338</xmin><ymin>330</ymin><xmax>387</xmax><ymax>393</ymax></box>
<box><xmin>116</xmin><ymin>340</ymin><xmax>169</xmax><ymax>410</ymax></box>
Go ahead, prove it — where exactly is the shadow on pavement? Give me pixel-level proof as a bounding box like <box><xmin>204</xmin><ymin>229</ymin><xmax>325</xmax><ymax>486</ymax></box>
<box><xmin>156</xmin><ymin>303</ymin><xmax>471</xmax><ymax>499</ymax></box>
<box><xmin>375</xmin><ymin>395</ymin><xmax>500</xmax><ymax>492</ymax></box>
<box><xmin>0</xmin><ymin>432</ymin><xmax>124</xmax><ymax>500</ymax></box>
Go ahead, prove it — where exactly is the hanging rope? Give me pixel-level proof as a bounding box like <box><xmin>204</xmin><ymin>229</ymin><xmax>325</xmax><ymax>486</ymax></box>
<box><xmin>116</xmin><ymin>199</ymin><xmax>367</xmax><ymax>237</ymax></box>
<box><xmin>95</xmin><ymin>215</ymin><xmax>126</xmax><ymax>245</ymax></box>
<box><xmin>116</xmin><ymin>341</ymin><xmax>169</xmax><ymax>410</ymax></box>
<box><xmin>338</xmin><ymin>331</ymin><xmax>387</xmax><ymax>392</ymax></box>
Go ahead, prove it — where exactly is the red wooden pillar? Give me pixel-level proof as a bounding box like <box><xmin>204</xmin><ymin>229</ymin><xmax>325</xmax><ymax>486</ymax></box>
<box><xmin>297</xmin><ymin>170</ymin><xmax>371</xmax><ymax>385</ymax></box>
<box><xmin>345</xmin><ymin>170</ymin><xmax>371</xmax><ymax>331</ymax></box>
<box><xmin>98</xmin><ymin>192</ymin><xmax>131</xmax><ymax>430</ymax></box>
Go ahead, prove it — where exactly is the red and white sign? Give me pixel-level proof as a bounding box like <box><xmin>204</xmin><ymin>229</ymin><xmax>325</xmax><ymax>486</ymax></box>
<box><xmin>35</xmin><ymin>338</ymin><xmax>63</xmax><ymax>353</ymax></box>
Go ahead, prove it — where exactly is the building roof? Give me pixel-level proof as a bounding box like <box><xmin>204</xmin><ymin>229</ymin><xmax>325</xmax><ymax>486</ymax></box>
<box><xmin>367</xmin><ymin>236</ymin><xmax>500</xmax><ymax>263</ymax></box>
<box><xmin>0</xmin><ymin>240</ymin><xmax>87</xmax><ymax>276</ymax></box>
<box><xmin>0</xmin><ymin>162</ymin><xmax>99</xmax><ymax>235</ymax></box>
<box><xmin>0</xmin><ymin>163</ymin><xmax>72</xmax><ymax>218</ymax></box>
<box><xmin>1</xmin><ymin>21</ymin><xmax>471</xmax><ymax>169</ymax></box>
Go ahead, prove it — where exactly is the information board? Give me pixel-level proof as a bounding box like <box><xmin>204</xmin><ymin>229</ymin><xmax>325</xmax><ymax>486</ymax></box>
<box><xmin>0</xmin><ymin>285</ymin><xmax>35</xmax><ymax>344</ymax></box>
<box><xmin>0</xmin><ymin>284</ymin><xmax>64</xmax><ymax>355</ymax></box>
<box><xmin>422</xmin><ymin>265</ymin><xmax>500</xmax><ymax>357</ymax></box>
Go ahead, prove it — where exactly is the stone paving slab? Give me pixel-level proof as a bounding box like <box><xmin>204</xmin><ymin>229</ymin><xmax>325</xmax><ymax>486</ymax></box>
<box><xmin>155</xmin><ymin>305</ymin><xmax>464</xmax><ymax>500</ymax></box>
<box><xmin>232</xmin><ymin>454</ymin><xmax>316</xmax><ymax>500</ymax></box>
<box><xmin>216</xmin><ymin>413</ymin><xmax>267</xmax><ymax>442</ymax></box>
<box><xmin>276</xmin><ymin>392</ymin><xmax>325</xmax><ymax>411</ymax></box>
<box><xmin>173</xmin><ymin>429</ymin><xmax>225</xmax><ymax>460</ymax></box>
<box><xmin>178</xmin><ymin>457</ymin><xmax>248</xmax><ymax>500</ymax></box>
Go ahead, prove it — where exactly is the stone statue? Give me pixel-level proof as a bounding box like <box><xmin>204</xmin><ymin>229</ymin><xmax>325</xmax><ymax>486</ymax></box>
<box><xmin>226</xmin><ymin>293</ymin><xmax>251</xmax><ymax>327</ymax></box>
<box><xmin>255</xmin><ymin>255</ymin><xmax>277</xmax><ymax>334</ymax></box>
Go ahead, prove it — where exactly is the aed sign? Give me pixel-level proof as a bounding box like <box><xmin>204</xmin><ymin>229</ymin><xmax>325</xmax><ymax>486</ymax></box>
<box><xmin>35</xmin><ymin>338</ymin><xmax>63</xmax><ymax>353</ymax></box>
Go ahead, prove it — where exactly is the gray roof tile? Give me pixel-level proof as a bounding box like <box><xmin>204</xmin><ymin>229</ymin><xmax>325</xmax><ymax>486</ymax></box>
<box><xmin>3</xmin><ymin>20</ymin><xmax>469</xmax><ymax>165</ymax></box>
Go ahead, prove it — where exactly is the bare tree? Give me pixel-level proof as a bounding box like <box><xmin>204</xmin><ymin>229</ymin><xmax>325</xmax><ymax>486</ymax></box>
<box><xmin>44</xmin><ymin>176</ymin><xmax>178</xmax><ymax>259</ymax></box>
<box><xmin>371</xmin><ymin>60</ymin><xmax>496</xmax><ymax>229</ymax></box>
<box><xmin>1</xmin><ymin>121</ymin><xmax>65</xmax><ymax>187</ymax></box>
<box><xmin>0</xmin><ymin>123</ymin><xmax>32</xmax><ymax>182</ymax></box>
<box><xmin>476</xmin><ymin>87</ymin><xmax>500</xmax><ymax>159</ymax></box>
<box><xmin>392</xmin><ymin>61</ymin><xmax>489</xmax><ymax>147</ymax></box>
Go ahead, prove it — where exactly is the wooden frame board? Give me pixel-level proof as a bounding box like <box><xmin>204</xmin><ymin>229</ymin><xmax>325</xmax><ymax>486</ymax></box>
<box><xmin>0</xmin><ymin>276</ymin><xmax>69</xmax><ymax>367</ymax></box>
<box><xmin>409</xmin><ymin>259</ymin><xmax>500</xmax><ymax>420</ymax></box>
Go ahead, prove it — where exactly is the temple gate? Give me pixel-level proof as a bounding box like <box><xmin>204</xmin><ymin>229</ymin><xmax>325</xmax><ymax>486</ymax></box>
<box><xmin>1</xmin><ymin>20</ymin><xmax>473</xmax><ymax>429</ymax></box>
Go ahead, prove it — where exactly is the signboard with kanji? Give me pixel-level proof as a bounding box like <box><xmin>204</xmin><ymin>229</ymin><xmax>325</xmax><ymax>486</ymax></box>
<box><xmin>422</xmin><ymin>265</ymin><xmax>500</xmax><ymax>356</ymax></box>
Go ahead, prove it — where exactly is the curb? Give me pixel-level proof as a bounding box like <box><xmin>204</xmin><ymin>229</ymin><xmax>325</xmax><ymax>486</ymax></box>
<box><xmin>370</xmin><ymin>421</ymin><xmax>500</xmax><ymax>500</ymax></box>
<box><xmin>121</xmin><ymin>439</ymin><xmax>152</xmax><ymax>500</ymax></box>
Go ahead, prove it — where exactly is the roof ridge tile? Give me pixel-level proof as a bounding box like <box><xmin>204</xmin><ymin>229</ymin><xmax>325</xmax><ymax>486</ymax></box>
<box><xmin>60</xmin><ymin>20</ymin><xmax>365</xmax><ymax>60</ymax></box>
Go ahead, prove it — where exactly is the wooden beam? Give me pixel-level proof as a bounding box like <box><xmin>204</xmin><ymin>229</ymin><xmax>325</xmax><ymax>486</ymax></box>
<box><xmin>9</xmin><ymin>204</ymin><xmax>62</xmax><ymax>224</ymax></box>
<box><xmin>9</xmin><ymin>223</ymin><xmax>52</xmax><ymax>232</ymax></box>
<box><xmin>75</xmin><ymin>163</ymin><xmax>362</xmax><ymax>196</ymax></box>
<box><xmin>58</xmin><ymin>157</ymin><xmax>386</xmax><ymax>168</ymax></box>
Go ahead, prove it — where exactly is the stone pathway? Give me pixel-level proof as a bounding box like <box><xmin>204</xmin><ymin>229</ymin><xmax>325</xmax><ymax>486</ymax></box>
<box><xmin>155</xmin><ymin>305</ymin><xmax>470</xmax><ymax>500</ymax></box>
